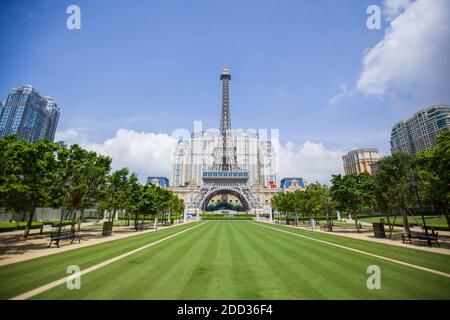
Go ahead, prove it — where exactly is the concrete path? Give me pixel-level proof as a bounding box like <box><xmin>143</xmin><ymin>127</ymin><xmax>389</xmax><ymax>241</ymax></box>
<box><xmin>268</xmin><ymin>221</ymin><xmax>450</xmax><ymax>255</ymax></box>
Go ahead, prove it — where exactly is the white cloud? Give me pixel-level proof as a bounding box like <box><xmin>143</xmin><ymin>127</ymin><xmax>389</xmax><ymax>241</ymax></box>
<box><xmin>357</xmin><ymin>0</ymin><xmax>450</xmax><ymax>96</ymax></box>
<box><xmin>57</xmin><ymin>129</ymin><xmax>343</xmax><ymax>185</ymax></box>
<box><xmin>57</xmin><ymin>128</ymin><xmax>178</xmax><ymax>183</ymax></box>
<box><xmin>279</xmin><ymin>141</ymin><xmax>343</xmax><ymax>185</ymax></box>
<box><xmin>383</xmin><ymin>0</ymin><xmax>412</xmax><ymax>20</ymax></box>
<box><xmin>329</xmin><ymin>84</ymin><xmax>354</xmax><ymax>104</ymax></box>
<box><xmin>55</xmin><ymin>129</ymin><xmax>80</xmax><ymax>143</ymax></box>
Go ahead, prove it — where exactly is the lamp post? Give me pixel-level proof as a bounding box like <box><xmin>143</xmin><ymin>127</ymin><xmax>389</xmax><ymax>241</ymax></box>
<box><xmin>412</xmin><ymin>176</ymin><xmax>428</xmax><ymax>236</ymax></box>
<box><xmin>58</xmin><ymin>177</ymin><xmax>72</xmax><ymax>234</ymax></box>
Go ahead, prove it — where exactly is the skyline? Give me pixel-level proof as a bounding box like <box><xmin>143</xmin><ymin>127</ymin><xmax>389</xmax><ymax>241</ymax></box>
<box><xmin>1</xmin><ymin>0</ymin><xmax>449</xmax><ymax>183</ymax></box>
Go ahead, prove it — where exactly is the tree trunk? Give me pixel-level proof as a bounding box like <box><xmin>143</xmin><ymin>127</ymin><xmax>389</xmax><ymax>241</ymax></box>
<box><xmin>354</xmin><ymin>212</ymin><xmax>360</xmax><ymax>233</ymax></box>
<box><xmin>442</xmin><ymin>203</ymin><xmax>450</xmax><ymax>230</ymax></box>
<box><xmin>109</xmin><ymin>209</ymin><xmax>116</xmax><ymax>222</ymax></box>
<box><xmin>77</xmin><ymin>209</ymin><xmax>85</xmax><ymax>232</ymax></box>
<box><xmin>401</xmin><ymin>207</ymin><xmax>410</xmax><ymax>234</ymax></box>
<box><xmin>23</xmin><ymin>208</ymin><xmax>36</xmax><ymax>239</ymax></box>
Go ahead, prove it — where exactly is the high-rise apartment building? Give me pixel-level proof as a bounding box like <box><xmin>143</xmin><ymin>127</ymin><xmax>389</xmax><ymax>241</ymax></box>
<box><xmin>0</xmin><ymin>85</ymin><xmax>60</xmax><ymax>143</ymax></box>
<box><xmin>390</xmin><ymin>105</ymin><xmax>449</xmax><ymax>155</ymax></box>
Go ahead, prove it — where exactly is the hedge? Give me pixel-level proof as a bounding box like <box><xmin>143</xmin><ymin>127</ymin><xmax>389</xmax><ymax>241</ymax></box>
<box><xmin>201</xmin><ymin>216</ymin><xmax>253</xmax><ymax>220</ymax></box>
<box><xmin>200</xmin><ymin>214</ymin><xmax>255</xmax><ymax>220</ymax></box>
<box><xmin>0</xmin><ymin>222</ymin><xmax>43</xmax><ymax>233</ymax></box>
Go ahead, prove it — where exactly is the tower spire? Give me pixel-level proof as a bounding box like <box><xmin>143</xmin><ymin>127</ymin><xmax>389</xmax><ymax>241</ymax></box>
<box><xmin>209</xmin><ymin>66</ymin><xmax>239</xmax><ymax>172</ymax></box>
<box><xmin>220</xmin><ymin>66</ymin><xmax>231</xmax><ymax>135</ymax></box>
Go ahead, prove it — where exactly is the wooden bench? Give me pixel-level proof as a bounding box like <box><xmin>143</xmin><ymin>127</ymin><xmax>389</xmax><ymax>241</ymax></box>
<box><xmin>48</xmin><ymin>228</ymin><xmax>81</xmax><ymax>248</ymax></box>
<box><xmin>320</xmin><ymin>224</ymin><xmax>333</xmax><ymax>232</ymax></box>
<box><xmin>402</xmin><ymin>229</ymin><xmax>439</xmax><ymax>247</ymax></box>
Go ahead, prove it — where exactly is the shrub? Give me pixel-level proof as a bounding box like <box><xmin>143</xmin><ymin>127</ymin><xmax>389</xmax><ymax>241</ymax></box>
<box><xmin>0</xmin><ymin>221</ymin><xmax>43</xmax><ymax>233</ymax></box>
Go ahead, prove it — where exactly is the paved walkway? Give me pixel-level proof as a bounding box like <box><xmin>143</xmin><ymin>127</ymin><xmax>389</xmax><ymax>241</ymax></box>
<box><xmin>351</xmin><ymin>218</ymin><xmax>450</xmax><ymax>237</ymax></box>
<box><xmin>0</xmin><ymin>221</ymin><xmax>191</xmax><ymax>267</ymax></box>
<box><xmin>268</xmin><ymin>221</ymin><xmax>450</xmax><ymax>255</ymax></box>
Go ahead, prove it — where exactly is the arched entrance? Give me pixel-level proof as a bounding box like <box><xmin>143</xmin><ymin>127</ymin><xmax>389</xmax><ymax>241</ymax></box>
<box><xmin>198</xmin><ymin>185</ymin><xmax>252</xmax><ymax>212</ymax></box>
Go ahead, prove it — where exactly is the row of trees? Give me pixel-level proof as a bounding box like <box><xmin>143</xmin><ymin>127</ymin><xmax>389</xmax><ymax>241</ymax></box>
<box><xmin>0</xmin><ymin>135</ymin><xmax>184</xmax><ymax>238</ymax></box>
<box><xmin>272</xmin><ymin>131</ymin><xmax>450</xmax><ymax>233</ymax></box>
<box><xmin>271</xmin><ymin>183</ymin><xmax>333</xmax><ymax>225</ymax></box>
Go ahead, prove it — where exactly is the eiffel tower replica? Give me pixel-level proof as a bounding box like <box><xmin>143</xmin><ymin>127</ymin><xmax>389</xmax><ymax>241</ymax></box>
<box><xmin>190</xmin><ymin>67</ymin><xmax>261</xmax><ymax>212</ymax></box>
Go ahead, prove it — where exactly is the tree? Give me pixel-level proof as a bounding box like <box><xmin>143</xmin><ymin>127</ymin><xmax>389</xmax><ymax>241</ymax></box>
<box><xmin>0</xmin><ymin>137</ymin><xmax>58</xmax><ymax>238</ymax></box>
<box><xmin>330</xmin><ymin>173</ymin><xmax>374</xmax><ymax>232</ymax></box>
<box><xmin>271</xmin><ymin>192</ymin><xmax>298</xmax><ymax>225</ymax></box>
<box><xmin>304</xmin><ymin>183</ymin><xmax>325</xmax><ymax>221</ymax></box>
<box><xmin>123</xmin><ymin>173</ymin><xmax>143</xmax><ymax>229</ymax></box>
<box><xmin>373</xmin><ymin>152</ymin><xmax>418</xmax><ymax>233</ymax></box>
<box><xmin>100</xmin><ymin>168</ymin><xmax>130</xmax><ymax>223</ymax></box>
<box><xmin>416</xmin><ymin>131</ymin><xmax>450</xmax><ymax>228</ymax></box>
<box><xmin>0</xmin><ymin>135</ymin><xmax>16</xmax><ymax>209</ymax></box>
<box><xmin>52</xmin><ymin>144</ymin><xmax>111</xmax><ymax>230</ymax></box>
<box><xmin>312</xmin><ymin>183</ymin><xmax>335</xmax><ymax>225</ymax></box>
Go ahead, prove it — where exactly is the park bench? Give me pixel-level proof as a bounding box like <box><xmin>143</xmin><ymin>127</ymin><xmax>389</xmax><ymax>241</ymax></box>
<box><xmin>402</xmin><ymin>228</ymin><xmax>439</xmax><ymax>247</ymax></box>
<box><xmin>48</xmin><ymin>227</ymin><xmax>81</xmax><ymax>248</ymax></box>
<box><xmin>320</xmin><ymin>224</ymin><xmax>333</xmax><ymax>232</ymax></box>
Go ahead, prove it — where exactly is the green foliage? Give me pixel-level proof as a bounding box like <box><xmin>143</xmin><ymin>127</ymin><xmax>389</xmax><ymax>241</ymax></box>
<box><xmin>0</xmin><ymin>136</ymin><xmax>58</xmax><ymax>238</ymax></box>
<box><xmin>416</xmin><ymin>131</ymin><xmax>450</xmax><ymax>226</ymax></box>
<box><xmin>200</xmin><ymin>214</ymin><xmax>254</xmax><ymax>220</ymax></box>
<box><xmin>206</xmin><ymin>201</ymin><xmax>244</xmax><ymax>212</ymax></box>
<box><xmin>0</xmin><ymin>221</ymin><xmax>43</xmax><ymax>233</ymax></box>
<box><xmin>0</xmin><ymin>134</ymin><xmax>187</xmax><ymax>236</ymax></box>
<box><xmin>271</xmin><ymin>183</ymin><xmax>336</xmax><ymax>225</ymax></box>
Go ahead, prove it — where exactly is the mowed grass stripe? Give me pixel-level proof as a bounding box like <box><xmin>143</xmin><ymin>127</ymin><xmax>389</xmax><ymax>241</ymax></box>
<box><xmin>34</xmin><ymin>221</ymin><xmax>226</xmax><ymax>299</ymax></box>
<box><xmin>253</xmin><ymin>222</ymin><xmax>450</xmax><ymax>279</ymax></box>
<box><xmin>244</xmin><ymin>222</ymin><xmax>450</xmax><ymax>299</ymax></box>
<box><xmin>6</xmin><ymin>222</ymin><xmax>206</xmax><ymax>300</ymax></box>
<box><xmin>237</xmin><ymin>222</ymin><xmax>363</xmax><ymax>299</ymax></box>
<box><xmin>35</xmin><ymin>222</ymin><xmax>268</xmax><ymax>299</ymax></box>
<box><xmin>257</xmin><ymin>222</ymin><xmax>450</xmax><ymax>273</ymax></box>
<box><xmin>6</xmin><ymin>222</ymin><xmax>450</xmax><ymax>300</ymax></box>
<box><xmin>0</xmin><ymin>222</ymin><xmax>202</xmax><ymax>299</ymax></box>
<box><xmin>232</xmin><ymin>221</ymin><xmax>327</xmax><ymax>299</ymax></box>
<box><xmin>226</xmin><ymin>222</ymin><xmax>265</xmax><ymax>299</ymax></box>
<box><xmin>37</xmin><ymin>221</ymin><xmax>450</xmax><ymax>300</ymax></box>
<box><xmin>240</xmin><ymin>222</ymin><xmax>411</xmax><ymax>299</ymax></box>
<box><xmin>33</xmin><ymin>221</ymin><xmax>217</xmax><ymax>299</ymax></box>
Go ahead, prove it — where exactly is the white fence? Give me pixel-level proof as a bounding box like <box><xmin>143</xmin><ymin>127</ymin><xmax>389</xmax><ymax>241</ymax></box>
<box><xmin>0</xmin><ymin>208</ymin><xmax>101</xmax><ymax>222</ymax></box>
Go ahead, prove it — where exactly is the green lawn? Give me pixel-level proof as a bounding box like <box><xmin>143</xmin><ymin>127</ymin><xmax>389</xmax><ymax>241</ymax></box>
<box><xmin>0</xmin><ymin>221</ymin><xmax>449</xmax><ymax>299</ymax></box>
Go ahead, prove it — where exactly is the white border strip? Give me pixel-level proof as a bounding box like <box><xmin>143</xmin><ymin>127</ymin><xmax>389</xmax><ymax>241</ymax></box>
<box><xmin>11</xmin><ymin>222</ymin><xmax>206</xmax><ymax>300</ymax></box>
<box><xmin>251</xmin><ymin>222</ymin><xmax>450</xmax><ymax>279</ymax></box>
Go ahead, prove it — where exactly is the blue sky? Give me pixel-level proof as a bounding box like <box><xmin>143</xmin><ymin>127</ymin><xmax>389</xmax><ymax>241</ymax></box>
<box><xmin>0</xmin><ymin>0</ymin><xmax>448</xmax><ymax>182</ymax></box>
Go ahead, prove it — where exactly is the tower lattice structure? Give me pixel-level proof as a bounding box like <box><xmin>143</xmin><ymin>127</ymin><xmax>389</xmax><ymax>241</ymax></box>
<box><xmin>211</xmin><ymin>67</ymin><xmax>240</xmax><ymax>172</ymax></box>
<box><xmin>190</xmin><ymin>67</ymin><xmax>261</xmax><ymax>211</ymax></box>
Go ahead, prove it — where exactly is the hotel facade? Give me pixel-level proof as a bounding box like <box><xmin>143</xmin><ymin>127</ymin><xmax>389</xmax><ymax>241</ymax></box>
<box><xmin>342</xmin><ymin>148</ymin><xmax>380</xmax><ymax>175</ymax></box>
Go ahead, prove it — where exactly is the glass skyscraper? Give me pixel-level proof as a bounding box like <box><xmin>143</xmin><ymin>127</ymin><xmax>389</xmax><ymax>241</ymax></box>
<box><xmin>0</xmin><ymin>85</ymin><xmax>60</xmax><ymax>143</ymax></box>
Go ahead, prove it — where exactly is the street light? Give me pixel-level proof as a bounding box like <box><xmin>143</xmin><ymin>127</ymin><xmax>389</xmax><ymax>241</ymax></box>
<box><xmin>411</xmin><ymin>176</ymin><xmax>428</xmax><ymax>236</ymax></box>
<box><xmin>58</xmin><ymin>177</ymin><xmax>72</xmax><ymax>234</ymax></box>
